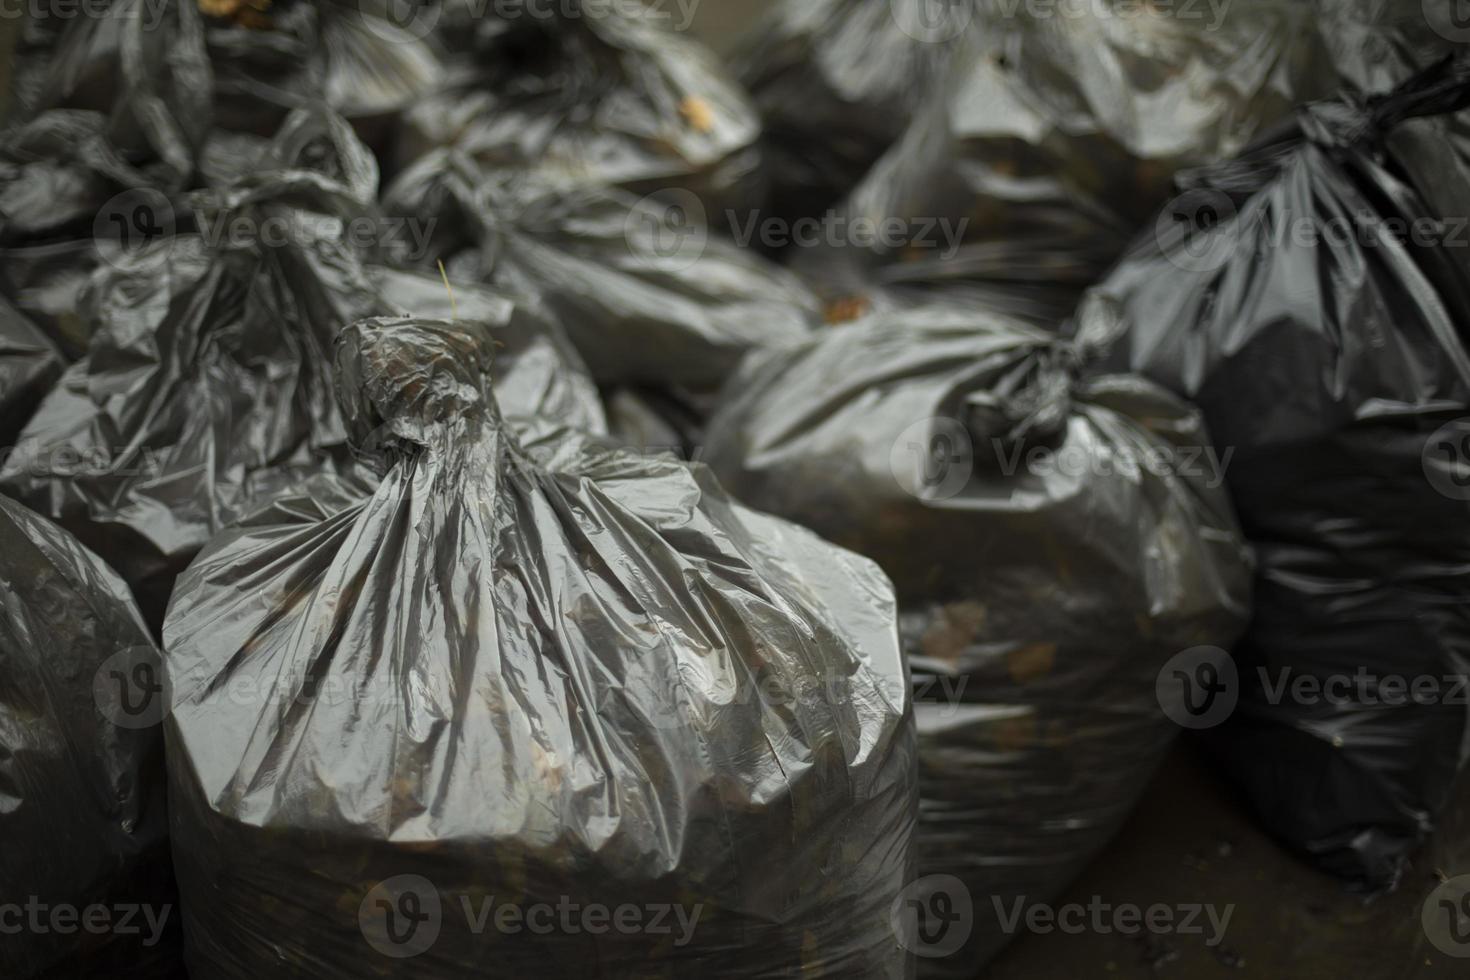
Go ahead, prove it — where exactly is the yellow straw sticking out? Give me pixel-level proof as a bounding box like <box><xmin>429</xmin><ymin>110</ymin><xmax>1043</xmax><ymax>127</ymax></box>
<box><xmin>437</xmin><ymin>259</ymin><xmax>458</xmax><ymax>320</ymax></box>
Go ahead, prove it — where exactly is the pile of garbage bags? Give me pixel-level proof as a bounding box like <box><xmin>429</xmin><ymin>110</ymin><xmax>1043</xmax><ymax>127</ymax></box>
<box><xmin>3</xmin><ymin>0</ymin><xmax>1470</xmax><ymax>977</ymax></box>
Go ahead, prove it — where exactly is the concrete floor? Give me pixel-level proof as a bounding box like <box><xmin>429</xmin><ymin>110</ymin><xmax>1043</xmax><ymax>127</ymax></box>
<box><xmin>983</xmin><ymin>743</ymin><xmax>1470</xmax><ymax>979</ymax></box>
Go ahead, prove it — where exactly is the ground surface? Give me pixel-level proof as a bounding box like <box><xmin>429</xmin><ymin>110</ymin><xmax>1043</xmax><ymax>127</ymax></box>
<box><xmin>984</xmin><ymin>743</ymin><xmax>1470</xmax><ymax>979</ymax></box>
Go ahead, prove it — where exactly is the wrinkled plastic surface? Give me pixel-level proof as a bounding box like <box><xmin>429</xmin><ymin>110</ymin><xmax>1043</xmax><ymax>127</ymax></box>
<box><xmin>163</xmin><ymin>316</ymin><xmax>917</xmax><ymax>979</ymax></box>
<box><xmin>801</xmin><ymin>0</ymin><xmax>1341</xmax><ymax>312</ymax></box>
<box><xmin>704</xmin><ymin>305</ymin><xmax>1253</xmax><ymax>975</ymax></box>
<box><xmin>733</xmin><ymin>0</ymin><xmax>974</xmax><ymax>223</ymax></box>
<box><xmin>0</xmin><ymin>239</ymin><xmax>102</xmax><ymax>358</ymax></box>
<box><xmin>0</xmin><ymin>294</ymin><xmax>64</xmax><ymax>448</ymax></box>
<box><xmin>0</xmin><ymin>493</ymin><xmax>177</xmax><ymax>978</ymax></box>
<box><xmin>1</xmin><ymin>0</ymin><xmax>212</xmax><ymax>207</ymax></box>
<box><xmin>21</xmin><ymin>0</ymin><xmax>439</xmax><ymax>157</ymax></box>
<box><xmin>0</xmin><ymin>107</ymin><xmax>185</xmax><ymax>248</ymax></box>
<box><xmin>384</xmin><ymin>150</ymin><xmax>818</xmax><ymax>388</ymax></box>
<box><xmin>0</xmin><ymin>110</ymin><xmax>604</xmax><ymax>628</ymax></box>
<box><xmin>1078</xmin><ymin>57</ymin><xmax>1470</xmax><ymax>888</ymax></box>
<box><xmin>396</xmin><ymin>0</ymin><xmax>761</xmax><ymax>215</ymax></box>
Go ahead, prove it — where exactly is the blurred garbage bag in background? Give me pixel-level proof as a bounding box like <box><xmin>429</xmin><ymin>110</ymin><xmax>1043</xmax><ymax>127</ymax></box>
<box><xmin>383</xmin><ymin>149</ymin><xmax>818</xmax><ymax>389</ymax></box>
<box><xmin>1077</xmin><ymin>56</ymin><xmax>1470</xmax><ymax>889</ymax></box>
<box><xmin>794</xmin><ymin>0</ymin><xmax>1343</xmax><ymax>312</ymax></box>
<box><xmin>733</xmin><ymin>0</ymin><xmax>977</xmax><ymax>226</ymax></box>
<box><xmin>394</xmin><ymin>0</ymin><xmax>762</xmax><ymax>216</ymax></box>
<box><xmin>10</xmin><ymin>0</ymin><xmax>441</xmax><ymax>159</ymax></box>
<box><xmin>162</xmin><ymin>316</ymin><xmax>918</xmax><ymax>980</ymax></box>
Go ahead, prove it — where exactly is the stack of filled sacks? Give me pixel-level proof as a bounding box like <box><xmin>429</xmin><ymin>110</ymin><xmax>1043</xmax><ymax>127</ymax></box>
<box><xmin>703</xmin><ymin>303</ymin><xmax>1253</xmax><ymax>974</ymax></box>
<box><xmin>0</xmin><ymin>109</ymin><xmax>604</xmax><ymax>628</ymax></box>
<box><xmin>161</xmin><ymin>316</ymin><xmax>919</xmax><ymax>979</ymax></box>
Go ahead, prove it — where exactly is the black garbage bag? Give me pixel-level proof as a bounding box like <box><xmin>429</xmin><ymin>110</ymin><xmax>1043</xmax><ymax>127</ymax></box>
<box><xmin>800</xmin><ymin>0</ymin><xmax>1339</xmax><ymax>313</ymax></box>
<box><xmin>383</xmin><ymin>150</ymin><xmax>818</xmax><ymax>389</ymax></box>
<box><xmin>0</xmin><ymin>109</ymin><xmax>604</xmax><ymax>627</ymax></box>
<box><xmin>733</xmin><ymin>0</ymin><xmax>976</xmax><ymax>224</ymax></box>
<box><xmin>0</xmin><ymin>294</ymin><xmax>65</xmax><ymax>449</ymax></box>
<box><xmin>1314</xmin><ymin>0</ymin><xmax>1469</xmax><ymax>93</ymax></box>
<box><xmin>23</xmin><ymin>0</ymin><xmax>439</xmax><ymax>159</ymax></box>
<box><xmin>602</xmin><ymin>385</ymin><xmax>709</xmax><ymax>460</ymax></box>
<box><xmin>4</xmin><ymin>0</ymin><xmax>212</xmax><ymax>198</ymax></box>
<box><xmin>0</xmin><ymin>240</ymin><xmax>101</xmax><ymax>358</ymax></box>
<box><xmin>393</xmin><ymin>0</ymin><xmax>760</xmax><ymax>215</ymax></box>
<box><xmin>162</xmin><ymin>315</ymin><xmax>918</xmax><ymax>979</ymax></box>
<box><xmin>0</xmin><ymin>493</ymin><xmax>178</xmax><ymax>979</ymax></box>
<box><xmin>1077</xmin><ymin>56</ymin><xmax>1470</xmax><ymax>888</ymax></box>
<box><xmin>704</xmin><ymin>304</ymin><xmax>1252</xmax><ymax>975</ymax></box>
<box><xmin>0</xmin><ymin>108</ymin><xmax>185</xmax><ymax>248</ymax></box>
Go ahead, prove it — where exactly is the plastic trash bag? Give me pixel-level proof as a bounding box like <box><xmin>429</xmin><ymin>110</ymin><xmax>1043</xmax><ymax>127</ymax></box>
<box><xmin>0</xmin><ymin>493</ymin><xmax>177</xmax><ymax>978</ymax></box>
<box><xmin>1077</xmin><ymin>56</ymin><xmax>1470</xmax><ymax>888</ymax></box>
<box><xmin>704</xmin><ymin>304</ymin><xmax>1252</xmax><ymax>975</ymax></box>
<box><xmin>603</xmin><ymin>386</ymin><xmax>708</xmax><ymax>460</ymax></box>
<box><xmin>0</xmin><ymin>240</ymin><xmax>102</xmax><ymax>358</ymax></box>
<box><xmin>200</xmin><ymin>0</ymin><xmax>444</xmax><ymax>151</ymax></box>
<box><xmin>733</xmin><ymin>0</ymin><xmax>975</xmax><ymax>223</ymax></box>
<box><xmin>0</xmin><ymin>295</ymin><xmax>64</xmax><ymax>449</ymax></box>
<box><xmin>804</xmin><ymin>0</ymin><xmax>1339</xmax><ymax>312</ymax></box>
<box><xmin>0</xmin><ymin>108</ymin><xmax>182</xmax><ymax>248</ymax></box>
<box><xmin>8</xmin><ymin>0</ymin><xmax>212</xmax><ymax>193</ymax></box>
<box><xmin>383</xmin><ymin>150</ymin><xmax>818</xmax><ymax>389</ymax></box>
<box><xmin>23</xmin><ymin>0</ymin><xmax>439</xmax><ymax>159</ymax></box>
<box><xmin>0</xmin><ymin>110</ymin><xmax>603</xmax><ymax>628</ymax></box>
<box><xmin>162</xmin><ymin>315</ymin><xmax>918</xmax><ymax>980</ymax></box>
<box><xmin>394</xmin><ymin>0</ymin><xmax>760</xmax><ymax>215</ymax></box>
<box><xmin>1314</xmin><ymin>0</ymin><xmax>1469</xmax><ymax>93</ymax></box>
